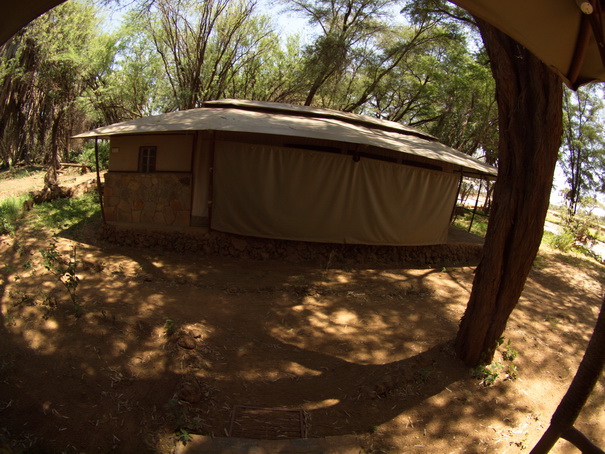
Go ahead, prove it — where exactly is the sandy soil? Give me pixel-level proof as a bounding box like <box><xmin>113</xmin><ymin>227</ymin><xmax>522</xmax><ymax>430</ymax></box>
<box><xmin>0</xmin><ymin>172</ymin><xmax>604</xmax><ymax>453</ymax></box>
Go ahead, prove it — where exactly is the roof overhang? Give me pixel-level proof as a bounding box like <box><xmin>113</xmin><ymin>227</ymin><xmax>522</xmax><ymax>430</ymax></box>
<box><xmin>74</xmin><ymin>102</ymin><xmax>497</xmax><ymax>180</ymax></box>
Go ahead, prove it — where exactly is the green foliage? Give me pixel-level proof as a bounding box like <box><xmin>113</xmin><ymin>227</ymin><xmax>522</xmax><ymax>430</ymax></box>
<box><xmin>39</xmin><ymin>240</ymin><xmax>82</xmax><ymax>317</ymax></box>
<box><xmin>472</xmin><ymin>338</ymin><xmax>519</xmax><ymax>386</ymax></box>
<box><xmin>165</xmin><ymin>398</ymin><xmax>187</xmax><ymax>427</ymax></box>
<box><xmin>547</xmin><ymin>213</ymin><xmax>603</xmax><ymax>263</ymax></box>
<box><xmin>502</xmin><ymin>339</ymin><xmax>518</xmax><ymax>362</ymax></box>
<box><xmin>164</xmin><ymin>319</ymin><xmax>177</xmax><ymax>336</ymax></box>
<box><xmin>505</xmin><ymin>364</ymin><xmax>519</xmax><ymax>381</ymax></box>
<box><xmin>31</xmin><ymin>191</ymin><xmax>100</xmax><ymax>231</ymax></box>
<box><xmin>472</xmin><ymin>363</ymin><xmax>501</xmax><ymax>386</ymax></box>
<box><xmin>548</xmin><ymin>230</ymin><xmax>575</xmax><ymax>252</ymax></box>
<box><xmin>560</xmin><ymin>86</ymin><xmax>605</xmax><ymax>216</ymax></box>
<box><xmin>0</xmin><ymin>0</ymin><xmax>110</xmax><ymax>166</ymax></box>
<box><xmin>452</xmin><ymin>210</ymin><xmax>489</xmax><ymax>238</ymax></box>
<box><xmin>532</xmin><ymin>253</ymin><xmax>547</xmax><ymax>270</ymax></box>
<box><xmin>0</xmin><ymin>166</ymin><xmax>44</xmax><ymax>181</ymax></box>
<box><xmin>178</xmin><ymin>429</ymin><xmax>192</xmax><ymax>445</ymax></box>
<box><xmin>74</xmin><ymin>141</ymin><xmax>110</xmax><ymax>171</ymax></box>
<box><xmin>0</xmin><ymin>195</ymin><xmax>30</xmax><ymax>235</ymax></box>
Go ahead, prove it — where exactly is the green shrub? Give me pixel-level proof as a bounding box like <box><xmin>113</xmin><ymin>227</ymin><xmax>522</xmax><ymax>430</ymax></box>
<box><xmin>31</xmin><ymin>192</ymin><xmax>100</xmax><ymax>231</ymax></box>
<box><xmin>548</xmin><ymin>231</ymin><xmax>575</xmax><ymax>252</ymax></box>
<box><xmin>0</xmin><ymin>195</ymin><xmax>30</xmax><ymax>235</ymax></box>
<box><xmin>0</xmin><ymin>166</ymin><xmax>44</xmax><ymax>181</ymax></box>
<box><xmin>73</xmin><ymin>141</ymin><xmax>110</xmax><ymax>171</ymax></box>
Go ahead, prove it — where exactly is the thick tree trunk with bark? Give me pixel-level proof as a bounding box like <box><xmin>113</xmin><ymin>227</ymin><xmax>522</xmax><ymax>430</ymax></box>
<box><xmin>455</xmin><ymin>18</ymin><xmax>563</xmax><ymax>366</ymax></box>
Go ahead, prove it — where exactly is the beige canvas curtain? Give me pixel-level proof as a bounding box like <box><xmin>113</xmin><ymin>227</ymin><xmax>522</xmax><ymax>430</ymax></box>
<box><xmin>211</xmin><ymin>142</ymin><xmax>459</xmax><ymax>246</ymax></box>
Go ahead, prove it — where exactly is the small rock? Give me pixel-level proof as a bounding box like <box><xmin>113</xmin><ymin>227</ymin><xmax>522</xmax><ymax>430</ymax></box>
<box><xmin>189</xmin><ymin>329</ymin><xmax>203</xmax><ymax>339</ymax></box>
<box><xmin>231</xmin><ymin>237</ymin><xmax>247</xmax><ymax>251</ymax></box>
<box><xmin>177</xmin><ymin>335</ymin><xmax>196</xmax><ymax>349</ymax></box>
<box><xmin>176</xmin><ymin>378</ymin><xmax>202</xmax><ymax>403</ymax></box>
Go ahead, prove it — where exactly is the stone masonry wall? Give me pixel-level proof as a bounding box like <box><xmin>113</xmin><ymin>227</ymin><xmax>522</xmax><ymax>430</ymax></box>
<box><xmin>103</xmin><ymin>172</ymin><xmax>192</xmax><ymax>227</ymax></box>
<box><xmin>100</xmin><ymin>223</ymin><xmax>483</xmax><ymax>268</ymax></box>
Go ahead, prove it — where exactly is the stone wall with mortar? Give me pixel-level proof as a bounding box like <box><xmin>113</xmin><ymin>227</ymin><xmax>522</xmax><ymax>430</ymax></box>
<box><xmin>103</xmin><ymin>172</ymin><xmax>192</xmax><ymax>227</ymax></box>
<box><xmin>100</xmin><ymin>223</ymin><xmax>483</xmax><ymax>267</ymax></box>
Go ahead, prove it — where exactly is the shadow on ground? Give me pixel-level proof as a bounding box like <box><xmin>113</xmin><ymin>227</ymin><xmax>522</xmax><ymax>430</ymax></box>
<box><xmin>0</xmin><ymin>218</ymin><xmax>603</xmax><ymax>453</ymax></box>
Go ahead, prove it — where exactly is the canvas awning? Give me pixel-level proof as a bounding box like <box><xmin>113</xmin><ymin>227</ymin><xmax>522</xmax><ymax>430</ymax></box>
<box><xmin>74</xmin><ymin>102</ymin><xmax>497</xmax><ymax>179</ymax></box>
<box><xmin>452</xmin><ymin>0</ymin><xmax>605</xmax><ymax>88</ymax></box>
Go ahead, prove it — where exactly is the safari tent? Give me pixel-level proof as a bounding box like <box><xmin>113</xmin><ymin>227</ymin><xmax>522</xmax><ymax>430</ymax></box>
<box><xmin>74</xmin><ymin>99</ymin><xmax>497</xmax><ymax>246</ymax></box>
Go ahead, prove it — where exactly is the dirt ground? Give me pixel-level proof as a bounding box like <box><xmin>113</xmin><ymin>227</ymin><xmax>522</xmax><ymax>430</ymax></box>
<box><xmin>0</xmin><ymin>173</ymin><xmax>604</xmax><ymax>453</ymax></box>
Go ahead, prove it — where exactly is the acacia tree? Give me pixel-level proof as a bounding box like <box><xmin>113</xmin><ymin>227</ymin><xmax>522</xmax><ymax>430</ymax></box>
<box><xmin>85</xmin><ymin>11</ymin><xmax>164</xmax><ymax>124</ymax></box>
<box><xmin>288</xmin><ymin>0</ymin><xmax>394</xmax><ymax>106</ymax></box>
<box><xmin>225</xmin><ymin>33</ymin><xmax>307</xmax><ymax>103</ymax></box>
<box><xmin>454</xmin><ymin>18</ymin><xmax>563</xmax><ymax>366</ymax></box>
<box><xmin>560</xmin><ymin>85</ymin><xmax>605</xmax><ymax>216</ymax></box>
<box><xmin>145</xmin><ymin>0</ymin><xmax>278</xmax><ymax>110</ymax></box>
<box><xmin>0</xmin><ymin>1</ymin><xmax>106</xmax><ymax>168</ymax></box>
<box><xmin>339</xmin><ymin>18</ymin><xmax>457</xmax><ymax>113</ymax></box>
<box><xmin>403</xmin><ymin>0</ymin><xmax>563</xmax><ymax>366</ymax></box>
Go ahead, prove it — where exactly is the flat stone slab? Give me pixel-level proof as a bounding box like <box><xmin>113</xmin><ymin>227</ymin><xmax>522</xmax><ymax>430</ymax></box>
<box><xmin>174</xmin><ymin>435</ymin><xmax>363</xmax><ymax>454</ymax></box>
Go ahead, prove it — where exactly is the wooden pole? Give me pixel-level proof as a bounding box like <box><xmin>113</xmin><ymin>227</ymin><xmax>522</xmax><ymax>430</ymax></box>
<box><xmin>94</xmin><ymin>138</ymin><xmax>106</xmax><ymax>224</ymax></box>
<box><xmin>450</xmin><ymin>174</ymin><xmax>464</xmax><ymax>223</ymax></box>
<box><xmin>468</xmin><ymin>178</ymin><xmax>482</xmax><ymax>233</ymax></box>
<box><xmin>207</xmin><ymin>131</ymin><xmax>215</xmax><ymax>230</ymax></box>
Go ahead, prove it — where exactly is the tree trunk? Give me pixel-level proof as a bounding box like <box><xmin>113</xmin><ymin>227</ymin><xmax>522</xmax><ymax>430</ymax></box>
<box><xmin>530</xmin><ymin>296</ymin><xmax>605</xmax><ymax>454</ymax></box>
<box><xmin>455</xmin><ymin>18</ymin><xmax>563</xmax><ymax>366</ymax></box>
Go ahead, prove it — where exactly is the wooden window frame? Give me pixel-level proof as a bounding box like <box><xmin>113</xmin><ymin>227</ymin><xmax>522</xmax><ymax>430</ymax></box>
<box><xmin>139</xmin><ymin>146</ymin><xmax>157</xmax><ymax>173</ymax></box>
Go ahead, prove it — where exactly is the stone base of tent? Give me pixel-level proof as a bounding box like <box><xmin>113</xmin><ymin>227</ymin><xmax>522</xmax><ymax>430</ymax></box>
<box><xmin>100</xmin><ymin>223</ymin><xmax>483</xmax><ymax>267</ymax></box>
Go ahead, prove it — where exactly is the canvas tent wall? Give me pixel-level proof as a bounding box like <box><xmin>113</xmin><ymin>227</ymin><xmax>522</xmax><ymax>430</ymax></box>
<box><xmin>74</xmin><ymin>100</ymin><xmax>497</xmax><ymax>246</ymax></box>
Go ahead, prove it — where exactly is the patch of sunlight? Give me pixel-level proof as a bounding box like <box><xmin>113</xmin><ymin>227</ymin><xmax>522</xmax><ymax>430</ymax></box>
<box><xmin>302</xmin><ymin>295</ymin><xmax>325</xmax><ymax>306</ymax></box>
<box><xmin>332</xmin><ymin>309</ymin><xmax>358</xmax><ymax>325</ymax></box>
<box><xmin>353</xmin><ymin>349</ymin><xmax>391</xmax><ymax>364</ymax></box>
<box><xmin>363</xmin><ymin>312</ymin><xmax>396</xmax><ymax>331</ymax></box>
<box><xmin>238</xmin><ymin>369</ymin><xmax>283</xmax><ymax>382</ymax></box>
<box><xmin>43</xmin><ymin>319</ymin><xmax>59</xmax><ymax>330</ymax></box>
<box><xmin>111</xmin><ymin>340</ymin><xmax>128</xmax><ymax>356</ymax></box>
<box><xmin>151</xmin><ymin>326</ymin><xmax>166</xmax><ymax>339</ymax></box>
<box><xmin>382</xmin><ymin>272</ymin><xmax>406</xmax><ymax>281</ymax></box>
<box><xmin>301</xmin><ymin>399</ymin><xmax>340</xmax><ymax>411</ymax></box>
<box><xmin>139</xmin><ymin>294</ymin><xmax>167</xmax><ymax>313</ymax></box>
<box><xmin>307</xmin><ymin>311</ymin><xmax>350</xmax><ymax>335</ymax></box>
<box><xmin>284</xmin><ymin>361</ymin><xmax>322</xmax><ymax>377</ymax></box>
<box><xmin>335</xmin><ymin>274</ymin><xmax>350</xmax><ymax>283</ymax></box>
<box><xmin>291</xmin><ymin>304</ymin><xmax>305</xmax><ymax>312</ymax></box>
<box><xmin>22</xmin><ymin>329</ymin><xmax>54</xmax><ymax>352</ymax></box>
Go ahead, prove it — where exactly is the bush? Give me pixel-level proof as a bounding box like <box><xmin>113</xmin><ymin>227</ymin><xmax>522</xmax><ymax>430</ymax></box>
<box><xmin>0</xmin><ymin>195</ymin><xmax>30</xmax><ymax>235</ymax></box>
<box><xmin>31</xmin><ymin>191</ymin><xmax>100</xmax><ymax>231</ymax></box>
<box><xmin>73</xmin><ymin>141</ymin><xmax>110</xmax><ymax>171</ymax></box>
<box><xmin>548</xmin><ymin>230</ymin><xmax>575</xmax><ymax>252</ymax></box>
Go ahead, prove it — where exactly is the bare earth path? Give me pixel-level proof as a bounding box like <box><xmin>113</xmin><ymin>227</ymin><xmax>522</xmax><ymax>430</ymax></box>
<box><xmin>0</xmin><ymin>172</ymin><xmax>603</xmax><ymax>453</ymax></box>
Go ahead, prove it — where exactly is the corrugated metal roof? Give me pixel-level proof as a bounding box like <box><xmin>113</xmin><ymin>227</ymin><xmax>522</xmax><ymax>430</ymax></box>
<box><xmin>73</xmin><ymin>101</ymin><xmax>497</xmax><ymax>178</ymax></box>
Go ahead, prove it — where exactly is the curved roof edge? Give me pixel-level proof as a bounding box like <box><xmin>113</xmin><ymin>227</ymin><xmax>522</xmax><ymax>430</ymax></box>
<box><xmin>202</xmin><ymin>99</ymin><xmax>438</xmax><ymax>142</ymax></box>
<box><xmin>73</xmin><ymin>100</ymin><xmax>497</xmax><ymax>179</ymax></box>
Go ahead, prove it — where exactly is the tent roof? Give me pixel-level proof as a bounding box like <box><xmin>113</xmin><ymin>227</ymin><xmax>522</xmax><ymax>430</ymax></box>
<box><xmin>202</xmin><ymin>99</ymin><xmax>439</xmax><ymax>141</ymax></box>
<box><xmin>452</xmin><ymin>0</ymin><xmax>605</xmax><ymax>89</ymax></box>
<box><xmin>74</xmin><ymin>100</ymin><xmax>497</xmax><ymax>179</ymax></box>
